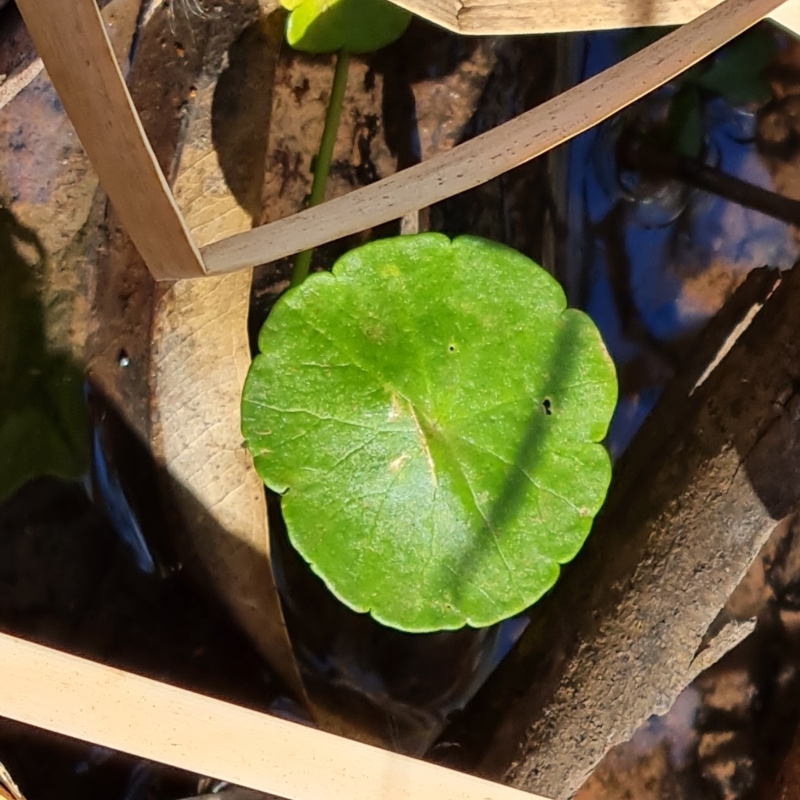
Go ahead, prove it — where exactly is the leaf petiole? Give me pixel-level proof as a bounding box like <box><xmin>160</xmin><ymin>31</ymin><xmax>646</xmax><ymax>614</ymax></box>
<box><xmin>291</xmin><ymin>49</ymin><xmax>351</xmax><ymax>287</ymax></box>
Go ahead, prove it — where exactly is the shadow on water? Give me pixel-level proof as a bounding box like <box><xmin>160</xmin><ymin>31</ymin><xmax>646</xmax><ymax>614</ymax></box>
<box><xmin>0</xmin><ymin>206</ymin><xmax>88</xmax><ymax>503</ymax></box>
<box><xmin>450</xmin><ymin>318</ymin><xmax>584</xmax><ymax>601</ymax></box>
<box><xmin>211</xmin><ymin>10</ymin><xmax>280</xmax><ymax>225</ymax></box>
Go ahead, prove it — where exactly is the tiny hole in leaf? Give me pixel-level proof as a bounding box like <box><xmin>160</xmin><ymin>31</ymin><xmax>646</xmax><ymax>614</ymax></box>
<box><xmin>448</xmin><ymin>344</ymin><xmax>455</xmax><ymax>352</ymax></box>
<box><xmin>542</xmin><ymin>398</ymin><xmax>552</xmax><ymax>415</ymax></box>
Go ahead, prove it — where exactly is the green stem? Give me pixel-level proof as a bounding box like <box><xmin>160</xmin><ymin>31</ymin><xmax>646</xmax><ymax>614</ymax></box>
<box><xmin>291</xmin><ymin>49</ymin><xmax>351</xmax><ymax>287</ymax></box>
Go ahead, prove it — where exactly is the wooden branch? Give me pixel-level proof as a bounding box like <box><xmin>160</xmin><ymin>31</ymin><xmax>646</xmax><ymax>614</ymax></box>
<box><xmin>201</xmin><ymin>0</ymin><xmax>784</xmax><ymax>277</ymax></box>
<box><xmin>0</xmin><ymin>631</ymin><xmax>551</xmax><ymax>800</ymax></box>
<box><xmin>14</xmin><ymin>0</ymin><xmax>206</xmax><ymax>280</ymax></box>
<box><xmin>382</xmin><ymin>0</ymin><xmax>800</xmax><ymax>36</ymax></box>
<box><xmin>432</xmin><ymin>264</ymin><xmax>800</xmax><ymax>800</ymax></box>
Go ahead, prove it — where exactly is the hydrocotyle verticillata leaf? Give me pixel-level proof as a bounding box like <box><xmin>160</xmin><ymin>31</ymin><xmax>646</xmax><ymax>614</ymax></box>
<box><xmin>281</xmin><ymin>0</ymin><xmax>411</xmax><ymax>53</ymax></box>
<box><xmin>242</xmin><ymin>234</ymin><xmax>618</xmax><ymax>632</ymax></box>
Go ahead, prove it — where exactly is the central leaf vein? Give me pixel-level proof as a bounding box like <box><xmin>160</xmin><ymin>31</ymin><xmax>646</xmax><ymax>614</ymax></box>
<box><xmin>407</xmin><ymin>401</ymin><xmax>437</xmax><ymax>487</ymax></box>
<box><xmin>411</xmin><ymin>409</ymin><xmax>515</xmax><ymax>579</ymax></box>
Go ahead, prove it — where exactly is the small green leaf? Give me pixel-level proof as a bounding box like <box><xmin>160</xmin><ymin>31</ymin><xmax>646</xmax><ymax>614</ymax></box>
<box><xmin>668</xmin><ymin>85</ymin><xmax>703</xmax><ymax>159</ymax></box>
<box><xmin>282</xmin><ymin>0</ymin><xmax>411</xmax><ymax>54</ymax></box>
<box><xmin>242</xmin><ymin>234</ymin><xmax>617</xmax><ymax>632</ymax></box>
<box><xmin>693</xmin><ymin>28</ymin><xmax>777</xmax><ymax>105</ymax></box>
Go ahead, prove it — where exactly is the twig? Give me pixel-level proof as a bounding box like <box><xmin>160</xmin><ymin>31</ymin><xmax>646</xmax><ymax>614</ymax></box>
<box><xmin>620</xmin><ymin>135</ymin><xmax>800</xmax><ymax>227</ymax></box>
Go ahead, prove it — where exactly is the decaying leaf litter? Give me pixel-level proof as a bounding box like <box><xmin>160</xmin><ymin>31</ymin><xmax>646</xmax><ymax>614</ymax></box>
<box><xmin>5</xmin><ymin>1</ymin><xmax>800</xmax><ymax>799</ymax></box>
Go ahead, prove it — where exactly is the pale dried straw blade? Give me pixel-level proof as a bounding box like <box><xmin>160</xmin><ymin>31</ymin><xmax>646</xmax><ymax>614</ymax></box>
<box><xmin>14</xmin><ymin>0</ymin><xmax>206</xmax><ymax>280</ymax></box>
<box><xmin>382</xmin><ymin>0</ymin><xmax>800</xmax><ymax>36</ymax></box>
<box><xmin>0</xmin><ymin>631</ymin><xmax>551</xmax><ymax>800</ymax></box>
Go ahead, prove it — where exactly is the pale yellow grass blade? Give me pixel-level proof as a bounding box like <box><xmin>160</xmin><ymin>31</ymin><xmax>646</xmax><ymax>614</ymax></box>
<box><xmin>0</xmin><ymin>631</ymin><xmax>552</xmax><ymax>800</ymax></box>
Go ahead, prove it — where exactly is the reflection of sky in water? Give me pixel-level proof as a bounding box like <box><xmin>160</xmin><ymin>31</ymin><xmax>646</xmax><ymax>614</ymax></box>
<box><xmin>570</xmin><ymin>31</ymin><xmax>800</xmax><ymax>459</ymax></box>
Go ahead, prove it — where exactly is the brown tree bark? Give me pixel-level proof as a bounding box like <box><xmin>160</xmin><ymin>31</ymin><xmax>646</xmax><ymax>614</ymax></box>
<box><xmin>435</xmin><ymin>263</ymin><xmax>800</xmax><ymax>799</ymax></box>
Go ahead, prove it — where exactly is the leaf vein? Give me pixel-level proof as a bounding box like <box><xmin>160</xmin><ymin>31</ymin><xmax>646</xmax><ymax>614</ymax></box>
<box><xmin>455</xmin><ymin>434</ymin><xmax>582</xmax><ymax>514</ymax></box>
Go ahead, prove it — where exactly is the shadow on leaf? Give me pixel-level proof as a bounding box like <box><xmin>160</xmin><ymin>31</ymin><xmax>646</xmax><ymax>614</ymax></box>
<box><xmin>451</xmin><ymin>319</ymin><xmax>584</xmax><ymax>611</ymax></box>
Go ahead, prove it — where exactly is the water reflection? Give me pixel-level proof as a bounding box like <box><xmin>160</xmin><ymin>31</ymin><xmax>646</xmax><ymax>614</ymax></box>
<box><xmin>0</xmin><ymin>207</ymin><xmax>87</xmax><ymax>502</ymax></box>
<box><xmin>557</xmin><ymin>27</ymin><xmax>800</xmax><ymax>459</ymax></box>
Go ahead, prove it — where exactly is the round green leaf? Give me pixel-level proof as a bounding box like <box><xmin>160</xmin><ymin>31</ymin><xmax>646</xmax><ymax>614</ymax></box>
<box><xmin>281</xmin><ymin>0</ymin><xmax>411</xmax><ymax>54</ymax></box>
<box><xmin>242</xmin><ymin>234</ymin><xmax>617</xmax><ymax>632</ymax></box>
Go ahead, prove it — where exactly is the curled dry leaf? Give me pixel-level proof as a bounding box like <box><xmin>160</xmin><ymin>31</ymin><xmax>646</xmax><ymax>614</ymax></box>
<box><xmin>150</xmin><ymin>4</ymin><xmax>305</xmax><ymax>700</ymax></box>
